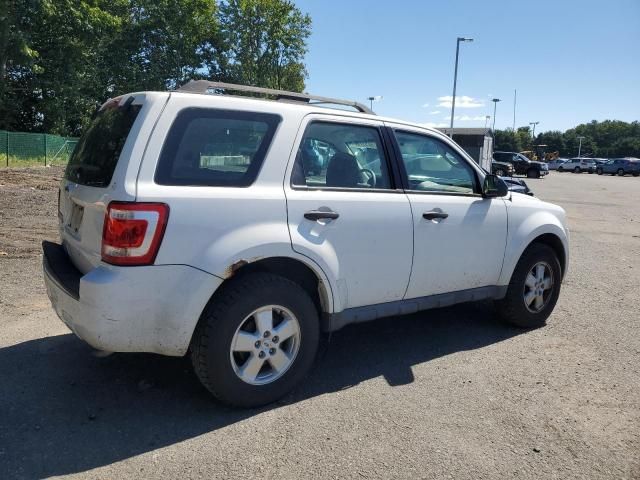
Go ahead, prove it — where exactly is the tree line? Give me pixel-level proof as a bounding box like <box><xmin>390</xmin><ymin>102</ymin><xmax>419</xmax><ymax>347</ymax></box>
<box><xmin>495</xmin><ymin>120</ymin><xmax>640</xmax><ymax>158</ymax></box>
<box><xmin>0</xmin><ymin>0</ymin><xmax>311</xmax><ymax>136</ymax></box>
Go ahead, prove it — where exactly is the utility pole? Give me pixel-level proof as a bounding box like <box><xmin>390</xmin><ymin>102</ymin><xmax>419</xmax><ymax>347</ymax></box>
<box><xmin>512</xmin><ymin>89</ymin><xmax>517</xmax><ymax>131</ymax></box>
<box><xmin>529</xmin><ymin>121</ymin><xmax>539</xmax><ymax>139</ymax></box>
<box><xmin>491</xmin><ymin>98</ymin><xmax>501</xmax><ymax>131</ymax></box>
<box><xmin>449</xmin><ymin>37</ymin><xmax>473</xmax><ymax>136</ymax></box>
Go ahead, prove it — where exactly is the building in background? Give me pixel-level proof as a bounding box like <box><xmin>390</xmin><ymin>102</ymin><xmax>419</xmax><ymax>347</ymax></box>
<box><xmin>437</xmin><ymin>128</ymin><xmax>493</xmax><ymax>171</ymax></box>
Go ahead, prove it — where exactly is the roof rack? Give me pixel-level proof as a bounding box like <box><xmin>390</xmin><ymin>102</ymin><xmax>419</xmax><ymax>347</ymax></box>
<box><xmin>176</xmin><ymin>80</ymin><xmax>374</xmax><ymax>115</ymax></box>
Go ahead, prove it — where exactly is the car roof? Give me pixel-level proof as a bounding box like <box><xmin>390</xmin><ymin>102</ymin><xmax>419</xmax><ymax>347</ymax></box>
<box><xmin>140</xmin><ymin>82</ymin><xmax>448</xmax><ymax>138</ymax></box>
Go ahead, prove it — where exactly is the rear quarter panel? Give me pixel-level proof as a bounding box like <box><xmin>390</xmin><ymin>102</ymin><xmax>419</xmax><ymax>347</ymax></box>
<box><xmin>134</xmin><ymin>94</ymin><xmax>336</xmax><ymax>311</ymax></box>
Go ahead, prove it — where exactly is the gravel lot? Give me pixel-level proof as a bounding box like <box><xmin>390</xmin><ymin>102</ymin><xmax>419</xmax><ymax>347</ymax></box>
<box><xmin>0</xmin><ymin>168</ymin><xmax>638</xmax><ymax>479</ymax></box>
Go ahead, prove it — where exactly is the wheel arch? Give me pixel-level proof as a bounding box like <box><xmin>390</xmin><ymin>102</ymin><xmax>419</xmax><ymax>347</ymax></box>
<box><xmin>223</xmin><ymin>256</ymin><xmax>334</xmax><ymax>316</ymax></box>
<box><xmin>527</xmin><ymin>233</ymin><xmax>567</xmax><ymax>278</ymax></box>
<box><xmin>500</xmin><ymin>215</ymin><xmax>569</xmax><ymax>286</ymax></box>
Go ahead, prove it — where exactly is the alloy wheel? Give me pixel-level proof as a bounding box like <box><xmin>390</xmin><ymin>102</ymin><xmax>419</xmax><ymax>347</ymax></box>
<box><xmin>523</xmin><ymin>262</ymin><xmax>554</xmax><ymax>313</ymax></box>
<box><xmin>229</xmin><ymin>305</ymin><xmax>301</xmax><ymax>385</ymax></box>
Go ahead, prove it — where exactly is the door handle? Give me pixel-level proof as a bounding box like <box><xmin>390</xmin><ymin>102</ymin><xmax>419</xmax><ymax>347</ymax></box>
<box><xmin>304</xmin><ymin>210</ymin><xmax>340</xmax><ymax>221</ymax></box>
<box><xmin>422</xmin><ymin>210</ymin><xmax>448</xmax><ymax>220</ymax></box>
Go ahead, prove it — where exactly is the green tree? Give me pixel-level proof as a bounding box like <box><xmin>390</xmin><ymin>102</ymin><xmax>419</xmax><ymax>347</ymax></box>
<box><xmin>219</xmin><ymin>0</ymin><xmax>311</xmax><ymax>91</ymax></box>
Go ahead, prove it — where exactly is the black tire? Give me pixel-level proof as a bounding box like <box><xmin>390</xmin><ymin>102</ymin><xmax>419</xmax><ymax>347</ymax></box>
<box><xmin>596</xmin><ymin>168</ymin><xmax>603</xmax><ymax>175</ymax></box>
<box><xmin>632</xmin><ymin>172</ymin><xmax>639</xmax><ymax>177</ymax></box>
<box><xmin>557</xmin><ymin>166</ymin><xmax>564</xmax><ymax>172</ymax></box>
<box><xmin>495</xmin><ymin>168</ymin><xmax>505</xmax><ymax>176</ymax></box>
<box><xmin>617</xmin><ymin>169</ymin><xmax>625</xmax><ymax>176</ymax></box>
<box><xmin>574</xmin><ymin>167</ymin><xmax>580</xmax><ymax>173</ymax></box>
<box><xmin>527</xmin><ymin>169</ymin><xmax>540</xmax><ymax>179</ymax></box>
<box><xmin>495</xmin><ymin>243</ymin><xmax>562</xmax><ymax>328</ymax></box>
<box><xmin>190</xmin><ymin>272</ymin><xmax>320</xmax><ymax>407</ymax></box>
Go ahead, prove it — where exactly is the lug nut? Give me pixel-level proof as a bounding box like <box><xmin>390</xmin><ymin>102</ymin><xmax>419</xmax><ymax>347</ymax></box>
<box><xmin>272</xmin><ymin>336</ymin><xmax>279</xmax><ymax>343</ymax></box>
<box><xmin>254</xmin><ymin>340</ymin><xmax>261</xmax><ymax>348</ymax></box>
<box><xmin>269</xmin><ymin>348</ymin><xmax>276</xmax><ymax>355</ymax></box>
<box><xmin>263</xmin><ymin>331</ymin><xmax>271</xmax><ymax>338</ymax></box>
<box><xmin>258</xmin><ymin>351</ymin><xmax>266</xmax><ymax>359</ymax></box>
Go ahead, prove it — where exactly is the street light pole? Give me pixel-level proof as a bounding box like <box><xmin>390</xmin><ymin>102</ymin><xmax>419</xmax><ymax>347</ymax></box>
<box><xmin>491</xmin><ymin>98</ymin><xmax>501</xmax><ymax>131</ymax></box>
<box><xmin>450</xmin><ymin>37</ymin><xmax>473</xmax><ymax>136</ymax></box>
<box><xmin>367</xmin><ymin>96</ymin><xmax>382</xmax><ymax>112</ymax></box>
<box><xmin>529</xmin><ymin>121</ymin><xmax>539</xmax><ymax>139</ymax></box>
<box><xmin>577</xmin><ymin>136</ymin><xmax>585</xmax><ymax>158</ymax></box>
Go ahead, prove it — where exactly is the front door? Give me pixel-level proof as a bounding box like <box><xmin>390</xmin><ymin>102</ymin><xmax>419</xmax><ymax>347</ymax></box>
<box><xmin>285</xmin><ymin>115</ymin><xmax>413</xmax><ymax>311</ymax></box>
<box><xmin>386</xmin><ymin>125</ymin><xmax>508</xmax><ymax>299</ymax></box>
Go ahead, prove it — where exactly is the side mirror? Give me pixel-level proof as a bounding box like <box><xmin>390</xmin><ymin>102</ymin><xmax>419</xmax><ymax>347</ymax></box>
<box><xmin>482</xmin><ymin>174</ymin><xmax>509</xmax><ymax>198</ymax></box>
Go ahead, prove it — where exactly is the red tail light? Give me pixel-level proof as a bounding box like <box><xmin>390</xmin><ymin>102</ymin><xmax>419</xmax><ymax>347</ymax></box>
<box><xmin>102</xmin><ymin>202</ymin><xmax>169</xmax><ymax>266</ymax></box>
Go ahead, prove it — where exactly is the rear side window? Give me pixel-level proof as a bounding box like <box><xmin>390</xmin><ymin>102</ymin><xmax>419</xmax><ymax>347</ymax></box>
<box><xmin>155</xmin><ymin>108</ymin><xmax>280</xmax><ymax>187</ymax></box>
<box><xmin>65</xmin><ymin>102</ymin><xmax>141</xmax><ymax>187</ymax></box>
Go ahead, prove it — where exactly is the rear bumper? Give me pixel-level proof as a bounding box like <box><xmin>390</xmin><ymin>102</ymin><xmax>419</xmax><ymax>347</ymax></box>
<box><xmin>42</xmin><ymin>241</ymin><xmax>222</xmax><ymax>356</ymax></box>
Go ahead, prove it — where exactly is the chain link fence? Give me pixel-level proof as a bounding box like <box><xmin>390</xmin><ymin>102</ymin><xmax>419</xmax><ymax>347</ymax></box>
<box><xmin>0</xmin><ymin>130</ymin><xmax>79</xmax><ymax>167</ymax></box>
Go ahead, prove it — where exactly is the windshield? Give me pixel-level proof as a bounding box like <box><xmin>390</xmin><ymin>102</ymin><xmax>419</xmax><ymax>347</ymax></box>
<box><xmin>65</xmin><ymin>102</ymin><xmax>141</xmax><ymax>187</ymax></box>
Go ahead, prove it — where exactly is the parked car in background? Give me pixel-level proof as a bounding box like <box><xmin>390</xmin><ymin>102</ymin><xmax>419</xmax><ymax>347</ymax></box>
<box><xmin>558</xmin><ymin>158</ymin><xmax>596</xmax><ymax>173</ymax></box>
<box><xmin>547</xmin><ymin>158</ymin><xmax>568</xmax><ymax>170</ymax></box>
<box><xmin>42</xmin><ymin>81</ymin><xmax>569</xmax><ymax>407</ymax></box>
<box><xmin>592</xmin><ymin>158</ymin><xmax>609</xmax><ymax>167</ymax></box>
<box><xmin>493</xmin><ymin>151</ymin><xmax>549</xmax><ymax>178</ymax></box>
<box><xmin>500</xmin><ymin>176</ymin><xmax>534</xmax><ymax>196</ymax></box>
<box><xmin>596</xmin><ymin>158</ymin><xmax>640</xmax><ymax>176</ymax></box>
<box><xmin>491</xmin><ymin>160</ymin><xmax>514</xmax><ymax>177</ymax></box>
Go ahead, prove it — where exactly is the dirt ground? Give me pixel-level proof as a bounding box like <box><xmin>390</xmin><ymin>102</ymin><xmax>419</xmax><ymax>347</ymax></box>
<box><xmin>0</xmin><ymin>167</ymin><xmax>639</xmax><ymax>480</ymax></box>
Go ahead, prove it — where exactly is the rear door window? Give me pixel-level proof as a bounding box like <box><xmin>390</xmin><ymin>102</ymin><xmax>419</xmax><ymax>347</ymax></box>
<box><xmin>155</xmin><ymin>108</ymin><xmax>280</xmax><ymax>187</ymax></box>
<box><xmin>291</xmin><ymin>121</ymin><xmax>392</xmax><ymax>190</ymax></box>
<box><xmin>65</xmin><ymin>101</ymin><xmax>141</xmax><ymax>187</ymax></box>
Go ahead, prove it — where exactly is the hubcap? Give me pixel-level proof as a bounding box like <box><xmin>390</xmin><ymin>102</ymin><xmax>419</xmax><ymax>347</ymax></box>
<box><xmin>523</xmin><ymin>262</ymin><xmax>554</xmax><ymax>313</ymax></box>
<box><xmin>230</xmin><ymin>305</ymin><xmax>301</xmax><ymax>385</ymax></box>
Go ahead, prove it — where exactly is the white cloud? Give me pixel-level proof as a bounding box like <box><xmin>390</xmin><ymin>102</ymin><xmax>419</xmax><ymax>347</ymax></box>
<box><xmin>444</xmin><ymin>114</ymin><xmax>487</xmax><ymax>122</ymax></box>
<box><xmin>429</xmin><ymin>110</ymin><xmax>441</xmax><ymax>115</ymax></box>
<box><xmin>437</xmin><ymin>95</ymin><xmax>485</xmax><ymax>108</ymax></box>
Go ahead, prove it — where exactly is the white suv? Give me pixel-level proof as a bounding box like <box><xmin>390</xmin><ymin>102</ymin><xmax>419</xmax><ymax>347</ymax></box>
<box><xmin>43</xmin><ymin>82</ymin><xmax>569</xmax><ymax>407</ymax></box>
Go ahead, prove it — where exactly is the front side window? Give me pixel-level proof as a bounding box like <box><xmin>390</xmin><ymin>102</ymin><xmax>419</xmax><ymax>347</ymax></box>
<box><xmin>155</xmin><ymin>108</ymin><xmax>280</xmax><ymax>187</ymax></box>
<box><xmin>291</xmin><ymin>121</ymin><xmax>391</xmax><ymax>190</ymax></box>
<box><xmin>394</xmin><ymin>131</ymin><xmax>477</xmax><ymax>194</ymax></box>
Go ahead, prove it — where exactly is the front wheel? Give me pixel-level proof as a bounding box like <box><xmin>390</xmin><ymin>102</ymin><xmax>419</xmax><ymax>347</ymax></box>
<box><xmin>574</xmin><ymin>167</ymin><xmax>581</xmax><ymax>173</ymax></box>
<box><xmin>596</xmin><ymin>168</ymin><xmax>603</xmax><ymax>175</ymax></box>
<box><xmin>191</xmin><ymin>273</ymin><xmax>319</xmax><ymax>407</ymax></box>
<box><xmin>527</xmin><ymin>169</ymin><xmax>540</xmax><ymax>178</ymax></box>
<box><xmin>618</xmin><ymin>169</ymin><xmax>625</xmax><ymax>176</ymax></box>
<box><xmin>495</xmin><ymin>168</ymin><xmax>505</xmax><ymax>176</ymax></box>
<box><xmin>557</xmin><ymin>166</ymin><xmax>564</xmax><ymax>172</ymax></box>
<box><xmin>495</xmin><ymin>243</ymin><xmax>562</xmax><ymax>328</ymax></box>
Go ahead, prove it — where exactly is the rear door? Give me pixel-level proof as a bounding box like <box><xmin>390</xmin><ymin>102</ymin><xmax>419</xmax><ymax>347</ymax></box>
<box><xmin>285</xmin><ymin>115</ymin><xmax>413</xmax><ymax>311</ymax></box>
<box><xmin>385</xmin><ymin>124</ymin><xmax>508</xmax><ymax>298</ymax></box>
<box><xmin>59</xmin><ymin>93</ymin><xmax>166</xmax><ymax>273</ymax></box>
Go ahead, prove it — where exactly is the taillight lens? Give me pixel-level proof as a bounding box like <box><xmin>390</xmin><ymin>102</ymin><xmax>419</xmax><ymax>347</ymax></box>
<box><xmin>101</xmin><ymin>202</ymin><xmax>169</xmax><ymax>266</ymax></box>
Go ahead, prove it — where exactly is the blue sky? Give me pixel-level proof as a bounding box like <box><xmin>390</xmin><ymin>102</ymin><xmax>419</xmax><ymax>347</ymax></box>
<box><xmin>293</xmin><ymin>0</ymin><xmax>640</xmax><ymax>132</ymax></box>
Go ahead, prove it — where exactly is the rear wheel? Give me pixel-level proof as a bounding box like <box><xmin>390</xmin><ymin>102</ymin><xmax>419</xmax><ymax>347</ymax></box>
<box><xmin>557</xmin><ymin>166</ymin><xmax>564</xmax><ymax>172</ymax></box>
<box><xmin>617</xmin><ymin>168</ymin><xmax>625</xmax><ymax>176</ymax></box>
<box><xmin>527</xmin><ymin>169</ymin><xmax>540</xmax><ymax>178</ymax></box>
<box><xmin>191</xmin><ymin>273</ymin><xmax>319</xmax><ymax>407</ymax></box>
<box><xmin>633</xmin><ymin>172</ymin><xmax>639</xmax><ymax>177</ymax></box>
<box><xmin>596</xmin><ymin>168</ymin><xmax>603</xmax><ymax>175</ymax></box>
<box><xmin>495</xmin><ymin>243</ymin><xmax>562</xmax><ymax>328</ymax></box>
<box><xmin>574</xmin><ymin>167</ymin><xmax>581</xmax><ymax>173</ymax></box>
